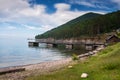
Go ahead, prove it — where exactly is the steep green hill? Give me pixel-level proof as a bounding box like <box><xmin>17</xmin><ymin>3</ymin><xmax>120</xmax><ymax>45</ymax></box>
<box><xmin>36</xmin><ymin>10</ymin><xmax>120</xmax><ymax>39</ymax></box>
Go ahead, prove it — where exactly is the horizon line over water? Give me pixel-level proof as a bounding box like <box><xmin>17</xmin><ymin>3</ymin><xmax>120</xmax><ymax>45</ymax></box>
<box><xmin>0</xmin><ymin>37</ymin><xmax>71</xmax><ymax>68</ymax></box>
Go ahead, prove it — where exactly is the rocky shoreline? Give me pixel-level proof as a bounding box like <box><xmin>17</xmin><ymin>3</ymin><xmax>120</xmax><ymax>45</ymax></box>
<box><xmin>0</xmin><ymin>46</ymin><xmax>104</xmax><ymax>80</ymax></box>
<box><xmin>0</xmin><ymin>58</ymin><xmax>72</xmax><ymax>80</ymax></box>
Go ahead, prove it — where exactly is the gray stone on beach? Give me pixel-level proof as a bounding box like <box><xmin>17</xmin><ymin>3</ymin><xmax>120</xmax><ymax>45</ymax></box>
<box><xmin>89</xmin><ymin>51</ymin><xmax>94</xmax><ymax>55</ymax></box>
<box><xmin>93</xmin><ymin>50</ymin><xmax>98</xmax><ymax>54</ymax></box>
<box><xmin>68</xmin><ymin>66</ymin><xmax>73</xmax><ymax>68</ymax></box>
<box><xmin>81</xmin><ymin>73</ymin><xmax>88</xmax><ymax>78</ymax></box>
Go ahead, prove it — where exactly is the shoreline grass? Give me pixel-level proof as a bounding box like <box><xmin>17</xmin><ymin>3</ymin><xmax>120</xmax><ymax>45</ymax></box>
<box><xmin>26</xmin><ymin>42</ymin><xmax>120</xmax><ymax>80</ymax></box>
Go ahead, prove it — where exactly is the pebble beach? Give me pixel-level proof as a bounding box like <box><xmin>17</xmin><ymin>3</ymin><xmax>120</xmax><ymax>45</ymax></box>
<box><xmin>0</xmin><ymin>58</ymin><xmax>72</xmax><ymax>80</ymax></box>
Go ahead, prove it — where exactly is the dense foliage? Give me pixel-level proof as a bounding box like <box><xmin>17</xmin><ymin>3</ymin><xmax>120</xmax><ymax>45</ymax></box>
<box><xmin>36</xmin><ymin>10</ymin><xmax>120</xmax><ymax>39</ymax></box>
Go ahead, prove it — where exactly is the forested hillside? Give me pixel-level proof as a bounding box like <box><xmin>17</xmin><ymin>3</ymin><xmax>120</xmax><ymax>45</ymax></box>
<box><xmin>36</xmin><ymin>10</ymin><xmax>120</xmax><ymax>39</ymax></box>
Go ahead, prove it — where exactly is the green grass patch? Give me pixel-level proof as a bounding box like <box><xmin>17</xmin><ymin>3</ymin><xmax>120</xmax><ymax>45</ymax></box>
<box><xmin>26</xmin><ymin>42</ymin><xmax>120</xmax><ymax>80</ymax></box>
<box><xmin>72</xmin><ymin>54</ymin><xmax>79</xmax><ymax>61</ymax></box>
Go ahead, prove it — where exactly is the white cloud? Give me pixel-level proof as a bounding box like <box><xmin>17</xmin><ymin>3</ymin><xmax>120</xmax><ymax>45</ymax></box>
<box><xmin>0</xmin><ymin>0</ymin><xmax>105</xmax><ymax>27</ymax></box>
<box><xmin>24</xmin><ymin>25</ymin><xmax>38</xmax><ymax>30</ymax></box>
<box><xmin>0</xmin><ymin>0</ymin><xmax>29</xmax><ymax>17</ymax></box>
<box><xmin>48</xmin><ymin>3</ymin><xmax>105</xmax><ymax>26</ymax></box>
<box><xmin>79</xmin><ymin>1</ymin><xmax>95</xmax><ymax>7</ymax></box>
<box><xmin>111</xmin><ymin>0</ymin><xmax>120</xmax><ymax>8</ymax></box>
<box><xmin>6</xmin><ymin>26</ymin><xmax>17</xmax><ymax>30</ymax></box>
<box><xmin>0</xmin><ymin>0</ymin><xmax>106</xmax><ymax>38</ymax></box>
<box><xmin>23</xmin><ymin>24</ymin><xmax>53</xmax><ymax>32</ymax></box>
<box><xmin>54</xmin><ymin>3</ymin><xmax>71</xmax><ymax>11</ymax></box>
<box><xmin>69</xmin><ymin>0</ymin><xmax>111</xmax><ymax>10</ymax></box>
<box><xmin>20</xmin><ymin>5</ymin><xmax>46</xmax><ymax>16</ymax></box>
<box><xmin>0</xmin><ymin>0</ymin><xmax>29</xmax><ymax>10</ymax></box>
<box><xmin>69</xmin><ymin>0</ymin><xmax>95</xmax><ymax>7</ymax></box>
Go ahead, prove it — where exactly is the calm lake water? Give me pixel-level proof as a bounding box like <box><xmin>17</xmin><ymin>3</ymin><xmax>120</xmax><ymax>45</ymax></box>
<box><xmin>0</xmin><ymin>38</ymin><xmax>85</xmax><ymax>68</ymax></box>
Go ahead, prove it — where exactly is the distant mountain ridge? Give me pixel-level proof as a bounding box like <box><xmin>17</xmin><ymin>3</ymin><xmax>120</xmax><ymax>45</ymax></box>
<box><xmin>36</xmin><ymin>11</ymin><xmax>120</xmax><ymax>39</ymax></box>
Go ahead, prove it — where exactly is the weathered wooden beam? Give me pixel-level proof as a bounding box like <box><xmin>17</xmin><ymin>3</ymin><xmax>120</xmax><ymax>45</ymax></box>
<box><xmin>0</xmin><ymin>67</ymin><xmax>25</xmax><ymax>75</ymax></box>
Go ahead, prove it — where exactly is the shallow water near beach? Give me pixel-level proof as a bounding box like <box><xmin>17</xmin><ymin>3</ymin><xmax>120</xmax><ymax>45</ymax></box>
<box><xmin>0</xmin><ymin>37</ymin><xmax>85</xmax><ymax>68</ymax></box>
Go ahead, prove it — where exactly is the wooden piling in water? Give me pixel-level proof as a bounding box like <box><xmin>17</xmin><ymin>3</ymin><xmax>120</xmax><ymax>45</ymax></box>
<box><xmin>28</xmin><ymin>42</ymin><xmax>39</xmax><ymax>47</ymax></box>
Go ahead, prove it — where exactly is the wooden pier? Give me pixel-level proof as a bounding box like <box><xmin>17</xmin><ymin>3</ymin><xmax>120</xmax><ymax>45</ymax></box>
<box><xmin>28</xmin><ymin>39</ymin><xmax>105</xmax><ymax>50</ymax></box>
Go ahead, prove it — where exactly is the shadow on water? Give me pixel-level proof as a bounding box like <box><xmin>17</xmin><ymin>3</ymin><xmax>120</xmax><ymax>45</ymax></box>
<box><xmin>28</xmin><ymin>43</ymin><xmax>88</xmax><ymax>56</ymax></box>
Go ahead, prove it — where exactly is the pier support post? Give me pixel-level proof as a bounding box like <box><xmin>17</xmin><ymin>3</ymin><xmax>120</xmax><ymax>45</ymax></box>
<box><xmin>28</xmin><ymin>42</ymin><xmax>39</xmax><ymax>47</ymax></box>
<box><xmin>65</xmin><ymin>44</ymin><xmax>73</xmax><ymax>49</ymax></box>
<box><xmin>53</xmin><ymin>44</ymin><xmax>58</xmax><ymax>47</ymax></box>
<box><xmin>47</xmin><ymin>43</ymin><xmax>53</xmax><ymax>47</ymax></box>
<box><xmin>47</xmin><ymin>43</ymin><xmax>58</xmax><ymax>48</ymax></box>
<box><xmin>85</xmin><ymin>44</ymin><xmax>93</xmax><ymax>50</ymax></box>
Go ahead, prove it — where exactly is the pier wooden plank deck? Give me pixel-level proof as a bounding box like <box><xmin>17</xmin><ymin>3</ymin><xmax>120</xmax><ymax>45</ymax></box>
<box><xmin>28</xmin><ymin>39</ymin><xmax>105</xmax><ymax>50</ymax></box>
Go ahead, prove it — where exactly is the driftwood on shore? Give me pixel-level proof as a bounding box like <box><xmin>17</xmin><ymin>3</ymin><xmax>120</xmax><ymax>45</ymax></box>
<box><xmin>0</xmin><ymin>58</ymin><xmax>72</xmax><ymax>80</ymax></box>
<box><xmin>0</xmin><ymin>67</ymin><xmax>25</xmax><ymax>75</ymax></box>
<box><xmin>78</xmin><ymin>45</ymin><xmax>104</xmax><ymax>58</ymax></box>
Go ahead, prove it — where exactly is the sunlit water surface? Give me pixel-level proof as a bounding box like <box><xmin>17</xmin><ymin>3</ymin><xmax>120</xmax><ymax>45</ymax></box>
<box><xmin>0</xmin><ymin>38</ymin><xmax>72</xmax><ymax>68</ymax></box>
<box><xmin>0</xmin><ymin>37</ymin><xmax>86</xmax><ymax>68</ymax></box>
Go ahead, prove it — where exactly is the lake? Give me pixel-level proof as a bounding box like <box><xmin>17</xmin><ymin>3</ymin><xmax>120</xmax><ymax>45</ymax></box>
<box><xmin>0</xmin><ymin>38</ymin><xmax>85</xmax><ymax>68</ymax></box>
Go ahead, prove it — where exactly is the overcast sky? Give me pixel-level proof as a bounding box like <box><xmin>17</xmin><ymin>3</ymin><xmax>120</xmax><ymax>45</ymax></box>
<box><xmin>0</xmin><ymin>0</ymin><xmax>119</xmax><ymax>38</ymax></box>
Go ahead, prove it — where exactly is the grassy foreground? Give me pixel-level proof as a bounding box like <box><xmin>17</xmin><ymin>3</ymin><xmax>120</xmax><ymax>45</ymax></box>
<box><xmin>26</xmin><ymin>43</ymin><xmax>120</xmax><ymax>80</ymax></box>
